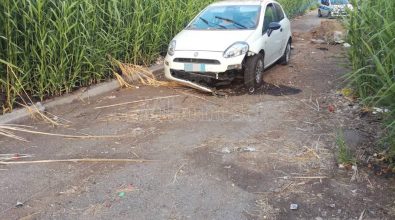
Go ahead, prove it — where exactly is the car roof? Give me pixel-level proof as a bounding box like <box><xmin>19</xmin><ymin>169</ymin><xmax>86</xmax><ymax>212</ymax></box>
<box><xmin>210</xmin><ymin>0</ymin><xmax>274</xmax><ymax>6</ymax></box>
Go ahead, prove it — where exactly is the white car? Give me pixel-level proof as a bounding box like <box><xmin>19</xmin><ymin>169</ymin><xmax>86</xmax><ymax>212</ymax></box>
<box><xmin>318</xmin><ymin>0</ymin><xmax>353</xmax><ymax>17</ymax></box>
<box><xmin>164</xmin><ymin>0</ymin><xmax>292</xmax><ymax>93</ymax></box>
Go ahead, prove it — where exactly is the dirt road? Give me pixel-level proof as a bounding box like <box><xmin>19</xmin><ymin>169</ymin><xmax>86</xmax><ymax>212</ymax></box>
<box><xmin>1</xmin><ymin>11</ymin><xmax>394</xmax><ymax>219</ymax></box>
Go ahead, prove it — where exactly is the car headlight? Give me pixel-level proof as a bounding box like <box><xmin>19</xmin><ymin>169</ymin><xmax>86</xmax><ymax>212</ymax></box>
<box><xmin>168</xmin><ymin>40</ymin><xmax>176</xmax><ymax>56</ymax></box>
<box><xmin>223</xmin><ymin>42</ymin><xmax>249</xmax><ymax>58</ymax></box>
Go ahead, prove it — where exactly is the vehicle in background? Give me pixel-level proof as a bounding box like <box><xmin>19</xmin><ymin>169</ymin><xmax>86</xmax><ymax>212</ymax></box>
<box><xmin>164</xmin><ymin>0</ymin><xmax>292</xmax><ymax>94</ymax></box>
<box><xmin>318</xmin><ymin>0</ymin><xmax>353</xmax><ymax>18</ymax></box>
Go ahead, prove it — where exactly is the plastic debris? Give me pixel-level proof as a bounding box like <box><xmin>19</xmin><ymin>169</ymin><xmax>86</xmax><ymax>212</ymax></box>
<box><xmin>118</xmin><ymin>192</ymin><xmax>126</xmax><ymax>198</ymax></box>
<box><xmin>242</xmin><ymin>147</ymin><xmax>257</xmax><ymax>152</ymax></box>
<box><xmin>334</xmin><ymin>31</ymin><xmax>345</xmax><ymax>43</ymax></box>
<box><xmin>290</xmin><ymin>204</ymin><xmax>298</xmax><ymax>210</ymax></box>
<box><xmin>372</xmin><ymin>107</ymin><xmax>389</xmax><ymax>114</ymax></box>
<box><xmin>343</xmin><ymin>43</ymin><xmax>351</xmax><ymax>48</ymax></box>
<box><xmin>221</xmin><ymin>147</ymin><xmax>231</xmax><ymax>154</ymax></box>
<box><xmin>328</xmin><ymin>104</ymin><xmax>336</xmax><ymax>113</ymax></box>
<box><xmin>311</xmin><ymin>39</ymin><xmax>326</xmax><ymax>44</ymax></box>
<box><xmin>16</xmin><ymin>201</ymin><xmax>24</xmax><ymax>208</ymax></box>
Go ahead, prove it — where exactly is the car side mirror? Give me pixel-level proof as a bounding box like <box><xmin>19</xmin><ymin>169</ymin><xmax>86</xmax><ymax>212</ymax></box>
<box><xmin>267</xmin><ymin>22</ymin><xmax>281</xmax><ymax>37</ymax></box>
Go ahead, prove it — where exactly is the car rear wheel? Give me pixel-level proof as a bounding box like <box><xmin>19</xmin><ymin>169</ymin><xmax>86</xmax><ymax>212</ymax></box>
<box><xmin>244</xmin><ymin>53</ymin><xmax>264</xmax><ymax>93</ymax></box>
<box><xmin>279</xmin><ymin>40</ymin><xmax>291</xmax><ymax>65</ymax></box>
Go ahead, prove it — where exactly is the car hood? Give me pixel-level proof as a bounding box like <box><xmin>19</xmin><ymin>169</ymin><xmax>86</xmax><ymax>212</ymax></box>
<box><xmin>173</xmin><ymin>30</ymin><xmax>255</xmax><ymax>52</ymax></box>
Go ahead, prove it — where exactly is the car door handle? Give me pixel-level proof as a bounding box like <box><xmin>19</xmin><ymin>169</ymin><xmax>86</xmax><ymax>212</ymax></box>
<box><xmin>280</xmin><ymin>28</ymin><xmax>283</xmax><ymax>32</ymax></box>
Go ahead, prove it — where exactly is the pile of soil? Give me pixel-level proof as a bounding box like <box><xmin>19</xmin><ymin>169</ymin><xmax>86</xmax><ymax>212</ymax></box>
<box><xmin>311</xmin><ymin>20</ymin><xmax>346</xmax><ymax>43</ymax></box>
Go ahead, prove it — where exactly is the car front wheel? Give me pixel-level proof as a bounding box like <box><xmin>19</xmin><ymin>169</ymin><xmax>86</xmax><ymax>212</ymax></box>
<box><xmin>244</xmin><ymin>53</ymin><xmax>264</xmax><ymax>93</ymax></box>
<box><xmin>318</xmin><ymin>9</ymin><xmax>322</xmax><ymax>17</ymax></box>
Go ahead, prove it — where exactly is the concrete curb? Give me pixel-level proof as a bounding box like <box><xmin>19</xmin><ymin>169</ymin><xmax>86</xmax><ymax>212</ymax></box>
<box><xmin>0</xmin><ymin>64</ymin><xmax>164</xmax><ymax>124</ymax></box>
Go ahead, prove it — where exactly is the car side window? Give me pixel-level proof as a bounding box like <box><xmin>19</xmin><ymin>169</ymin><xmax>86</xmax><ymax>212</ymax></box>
<box><xmin>274</xmin><ymin>4</ymin><xmax>285</xmax><ymax>21</ymax></box>
<box><xmin>263</xmin><ymin>4</ymin><xmax>277</xmax><ymax>33</ymax></box>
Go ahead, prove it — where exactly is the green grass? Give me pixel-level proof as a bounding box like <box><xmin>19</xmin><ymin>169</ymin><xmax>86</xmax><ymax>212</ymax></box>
<box><xmin>345</xmin><ymin>0</ymin><xmax>395</xmax><ymax>156</ymax></box>
<box><xmin>0</xmin><ymin>0</ymin><xmax>316</xmax><ymax>112</ymax></box>
<box><xmin>336</xmin><ymin>130</ymin><xmax>356</xmax><ymax>165</ymax></box>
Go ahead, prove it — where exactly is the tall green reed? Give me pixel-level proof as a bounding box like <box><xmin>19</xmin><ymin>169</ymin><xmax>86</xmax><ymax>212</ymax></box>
<box><xmin>346</xmin><ymin>0</ymin><xmax>395</xmax><ymax>154</ymax></box>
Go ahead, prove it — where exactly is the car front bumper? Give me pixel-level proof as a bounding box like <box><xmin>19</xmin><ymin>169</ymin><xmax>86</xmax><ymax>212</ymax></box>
<box><xmin>164</xmin><ymin>51</ymin><xmax>246</xmax><ymax>92</ymax></box>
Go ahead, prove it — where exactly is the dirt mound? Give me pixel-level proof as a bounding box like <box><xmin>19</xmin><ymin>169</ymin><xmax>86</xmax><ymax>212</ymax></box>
<box><xmin>311</xmin><ymin>20</ymin><xmax>346</xmax><ymax>43</ymax></box>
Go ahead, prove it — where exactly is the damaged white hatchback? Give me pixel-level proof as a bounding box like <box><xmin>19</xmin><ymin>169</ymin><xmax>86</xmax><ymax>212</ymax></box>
<box><xmin>164</xmin><ymin>0</ymin><xmax>292</xmax><ymax>93</ymax></box>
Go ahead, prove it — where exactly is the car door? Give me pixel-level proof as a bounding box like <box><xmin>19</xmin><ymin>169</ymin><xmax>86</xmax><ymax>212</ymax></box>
<box><xmin>262</xmin><ymin>3</ymin><xmax>282</xmax><ymax>67</ymax></box>
<box><xmin>273</xmin><ymin>3</ymin><xmax>288</xmax><ymax>57</ymax></box>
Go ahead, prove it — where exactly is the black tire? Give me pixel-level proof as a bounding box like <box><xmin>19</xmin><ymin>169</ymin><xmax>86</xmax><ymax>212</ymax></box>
<box><xmin>318</xmin><ymin>9</ymin><xmax>322</xmax><ymax>17</ymax></box>
<box><xmin>279</xmin><ymin>40</ymin><xmax>291</xmax><ymax>65</ymax></box>
<box><xmin>244</xmin><ymin>53</ymin><xmax>264</xmax><ymax>93</ymax></box>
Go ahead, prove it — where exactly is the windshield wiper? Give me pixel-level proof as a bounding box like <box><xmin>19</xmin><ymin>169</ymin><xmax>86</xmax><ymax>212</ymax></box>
<box><xmin>215</xmin><ymin>16</ymin><xmax>247</xmax><ymax>29</ymax></box>
<box><xmin>199</xmin><ymin>17</ymin><xmax>227</xmax><ymax>29</ymax></box>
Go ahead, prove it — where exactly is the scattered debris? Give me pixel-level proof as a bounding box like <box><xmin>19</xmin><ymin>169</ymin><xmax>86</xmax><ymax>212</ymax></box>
<box><xmin>117</xmin><ymin>184</ymin><xmax>138</xmax><ymax>193</ymax></box>
<box><xmin>278</xmin><ymin>176</ymin><xmax>328</xmax><ymax>180</ymax></box>
<box><xmin>290</xmin><ymin>204</ymin><xmax>299</xmax><ymax>210</ymax></box>
<box><xmin>118</xmin><ymin>192</ymin><xmax>126</xmax><ymax>198</ymax></box>
<box><xmin>328</xmin><ymin>104</ymin><xmax>336</xmax><ymax>113</ymax></box>
<box><xmin>334</xmin><ymin>31</ymin><xmax>345</xmax><ymax>44</ymax></box>
<box><xmin>0</xmin><ymin>153</ymin><xmax>34</xmax><ymax>162</ymax></box>
<box><xmin>220</xmin><ymin>146</ymin><xmax>257</xmax><ymax>154</ymax></box>
<box><xmin>311</xmin><ymin>39</ymin><xmax>326</xmax><ymax>44</ymax></box>
<box><xmin>221</xmin><ymin>147</ymin><xmax>231</xmax><ymax>154</ymax></box>
<box><xmin>16</xmin><ymin>201</ymin><xmax>24</xmax><ymax>208</ymax></box>
<box><xmin>311</xmin><ymin>20</ymin><xmax>346</xmax><ymax>44</ymax></box>
<box><xmin>343</xmin><ymin>43</ymin><xmax>351</xmax><ymax>48</ymax></box>
<box><xmin>241</xmin><ymin>147</ymin><xmax>257</xmax><ymax>152</ymax></box>
<box><xmin>372</xmin><ymin>107</ymin><xmax>389</xmax><ymax>114</ymax></box>
<box><xmin>339</xmin><ymin>88</ymin><xmax>354</xmax><ymax>97</ymax></box>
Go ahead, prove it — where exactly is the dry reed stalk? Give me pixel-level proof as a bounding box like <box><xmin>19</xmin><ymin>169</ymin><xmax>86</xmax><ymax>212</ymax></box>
<box><xmin>0</xmin><ymin>158</ymin><xmax>155</xmax><ymax>165</ymax></box>
<box><xmin>0</xmin><ymin>124</ymin><xmax>126</xmax><ymax>139</ymax></box>
<box><xmin>95</xmin><ymin>95</ymin><xmax>181</xmax><ymax>109</ymax></box>
<box><xmin>113</xmin><ymin>60</ymin><xmax>179</xmax><ymax>88</ymax></box>
<box><xmin>18</xmin><ymin>102</ymin><xmax>61</xmax><ymax>126</ymax></box>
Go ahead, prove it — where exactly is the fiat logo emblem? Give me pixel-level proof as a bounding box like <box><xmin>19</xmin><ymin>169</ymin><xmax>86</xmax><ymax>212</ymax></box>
<box><xmin>194</xmin><ymin>52</ymin><xmax>199</xmax><ymax>57</ymax></box>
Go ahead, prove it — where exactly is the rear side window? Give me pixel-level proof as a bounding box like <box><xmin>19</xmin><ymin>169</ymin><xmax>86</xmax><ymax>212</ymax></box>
<box><xmin>263</xmin><ymin>4</ymin><xmax>277</xmax><ymax>33</ymax></box>
<box><xmin>274</xmin><ymin>4</ymin><xmax>285</xmax><ymax>21</ymax></box>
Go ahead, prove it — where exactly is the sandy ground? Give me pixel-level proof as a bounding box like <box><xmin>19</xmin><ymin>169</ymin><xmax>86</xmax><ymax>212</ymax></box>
<box><xmin>1</xmin><ymin>11</ymin><xmax>395</xmax><ymax>220</ymax></box>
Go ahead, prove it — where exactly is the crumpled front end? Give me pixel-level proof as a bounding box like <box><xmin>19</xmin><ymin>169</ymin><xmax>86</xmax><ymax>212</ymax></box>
<box><xmin>164</xmin><ymin>50</ymin><xmax>246</xmax><ymax>93</ymax></box>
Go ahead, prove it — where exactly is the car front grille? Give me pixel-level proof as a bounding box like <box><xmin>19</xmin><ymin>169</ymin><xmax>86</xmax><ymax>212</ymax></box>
<box><xmin>173</xmin><ymin>58</ymin><xmax>221</xmax><ymax>65</ymax></box>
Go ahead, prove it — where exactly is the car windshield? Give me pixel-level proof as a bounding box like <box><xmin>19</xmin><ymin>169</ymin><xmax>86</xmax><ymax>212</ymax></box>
<box><xmin>187</xmin><ymin>5</ymin><xmax>261</xmax><ymax>30</ymax></box>
<box><xmin>331</xmin><ymin>0</ymin><xmax>349</xmax><ymax>5</ymax></box>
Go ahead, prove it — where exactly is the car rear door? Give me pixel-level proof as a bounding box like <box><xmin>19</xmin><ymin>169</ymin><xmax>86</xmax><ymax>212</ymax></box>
<box><xmin>273</xmin><ymin>3</ymin><xmax>289</xmax><ymax>57</ymax></box>
<box><xmin>262</xmin><ymin>3</ymin><xmax>282</xmax><ymax>66</ymax></box>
